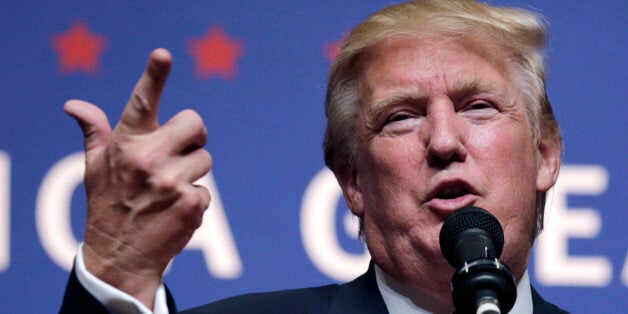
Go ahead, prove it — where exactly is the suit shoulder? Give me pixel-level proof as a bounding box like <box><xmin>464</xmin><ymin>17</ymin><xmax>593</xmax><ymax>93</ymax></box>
<box><xmin>531</xmin><ymin>286</ymin><xmax>570</xmax><ymax>314</ymax></box>
<box><xmin>182</xmin><ymin>284</ymin><xmax>342</xmax><ymax>314</ymax></box>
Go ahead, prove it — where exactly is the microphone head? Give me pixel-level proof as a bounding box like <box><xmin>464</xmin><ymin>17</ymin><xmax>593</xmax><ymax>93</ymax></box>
<box><xmin>439</xmin><ymin>206</ymin><xmax>504</xmax><ymax>268</ymax></box>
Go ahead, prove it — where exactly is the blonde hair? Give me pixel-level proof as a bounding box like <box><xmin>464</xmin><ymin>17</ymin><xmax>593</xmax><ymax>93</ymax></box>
<box><xmin>323</xmin><ymin>0</ymin><xmax>562</xmax><ymax>240</ymax></box>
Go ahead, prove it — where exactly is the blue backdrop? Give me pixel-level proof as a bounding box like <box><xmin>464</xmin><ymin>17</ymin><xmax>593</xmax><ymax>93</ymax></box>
<box><xmin>0</xmin><ymin>1</ymin><xmax>625</xmax><ymax>312</ymax></box>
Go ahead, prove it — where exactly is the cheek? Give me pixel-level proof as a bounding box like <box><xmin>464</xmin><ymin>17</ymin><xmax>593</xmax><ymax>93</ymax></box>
<box><xmin>471</xmin><ymin>126</ymin><xmax>498</xmax><ymax>152</ymax></box>
<box><xmin>362</xmin><ymin>136</ymin><xmax>424</xmax><ymax>175</ymax></box>
<box><xmin>471</xmin><ymin>120</ymin><xmax>537</xmax><ymax>177</ymax></box>
<box><xmin>357</xmin><ymin>137</ymin><xmax>425</xmax><ymax>217</ymax></box>
<box><xmin>358</xmin><ymin>137</ymin><xmax>426</xmax><ymax>210</ymax></box>
<box><xmin>471</xmin><ymin>124</ymin><xmax>538</xmax><ymax>245</ymax></box>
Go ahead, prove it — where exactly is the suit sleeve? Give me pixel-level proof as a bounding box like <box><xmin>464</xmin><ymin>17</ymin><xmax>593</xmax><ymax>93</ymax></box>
<box><xmin>59</xmin><ymin>244</ymin><xmax>177</xmax><ymax>313</ymax></box>
<box><xmin>59</xmin><ymin>264</ymin><xmax>177</xmax><ymax>314</ymax></box>
<box><xmin>60</xmin><ymin>266</ymin><xmax>111</xmax><ymax>314</ymax></box>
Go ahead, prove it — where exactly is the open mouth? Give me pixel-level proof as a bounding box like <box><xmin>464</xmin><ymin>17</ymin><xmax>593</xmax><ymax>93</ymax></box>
<box><xmin>431</xmin><ymin>181</ymin><xmax>473</xmax><ymax>200</ymax></box>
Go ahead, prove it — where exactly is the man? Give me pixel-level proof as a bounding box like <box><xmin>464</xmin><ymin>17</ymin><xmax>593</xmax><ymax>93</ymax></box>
<box><xmin>61</xmin><ymin>0</ymin><xmax>567</xmax><ymax>313</ymax></box>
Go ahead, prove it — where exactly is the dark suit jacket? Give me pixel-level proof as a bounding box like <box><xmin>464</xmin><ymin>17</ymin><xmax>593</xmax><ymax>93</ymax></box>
<box><xmin>60</xmin><ymin>262</ymin><xmax>568</xmax><ymax>313</ymax></box>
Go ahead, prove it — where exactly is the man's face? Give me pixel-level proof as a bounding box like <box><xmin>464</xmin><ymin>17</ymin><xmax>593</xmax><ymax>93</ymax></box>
<box><xmin>340</xmin><ymin>36</ymin><xmax>559</xmax><ymax>299</ymax></box>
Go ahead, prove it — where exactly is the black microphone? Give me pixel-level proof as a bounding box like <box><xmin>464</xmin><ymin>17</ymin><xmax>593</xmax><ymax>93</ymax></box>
<box><xmin>439</xmin><ymin>206</ymin><xmax>517</xmax><ymax>314</ymax></box>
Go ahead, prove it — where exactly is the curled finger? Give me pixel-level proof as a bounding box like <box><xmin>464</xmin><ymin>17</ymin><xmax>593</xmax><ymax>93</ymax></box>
<box><xmin>159</xmin><ymin>109</ymin><xmax>208</xmax><ymax>154</ymax></box>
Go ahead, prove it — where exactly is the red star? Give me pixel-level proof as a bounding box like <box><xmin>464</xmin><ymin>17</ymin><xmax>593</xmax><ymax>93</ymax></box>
<box><xmin>188</xmin><ymin>26</ymin><xmax>244</xmax><ymax>80</ymax></box>
<box><xmin>51</xmin><ymin>21</ymin><xmax>107</xmax><ymax>74</ymax></box>
<box><xmin>323</xmin><ymin>36</ymin><xmax>347</xmax><ymax>62</ymax></box>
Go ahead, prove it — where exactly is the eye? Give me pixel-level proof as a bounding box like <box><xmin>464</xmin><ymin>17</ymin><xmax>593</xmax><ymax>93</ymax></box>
<box><xmin>381</xmin><ymin>112</ymin><xmax>420</xmax><ymax>133</ymax></box>
<box><xmin>460</xmin><ymin>100</ymin><xmax>499</xmax><ymax>121</ymax></box>
<box><xmin>388</xmin><ymin>113</ymin><xmax>413</xmax><ymax>122</ymax></box>
<box><xmin>467</xmin><ymin>101</ymin><xmax>493</xmax><ymax>110</ymax></box>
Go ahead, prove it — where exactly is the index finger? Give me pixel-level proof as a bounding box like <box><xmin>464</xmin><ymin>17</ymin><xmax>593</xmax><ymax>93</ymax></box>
<box><xmin>118</xmin><ymin>48</ymin><xmax>172</xmax><ymax>135</ymax></box>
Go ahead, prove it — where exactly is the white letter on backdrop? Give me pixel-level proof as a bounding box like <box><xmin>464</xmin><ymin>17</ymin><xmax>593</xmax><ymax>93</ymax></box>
<box><xmin>535</xmin><ymin>165</ymin><xmax>612</xmax><ymax>286</ymax></box>
<box><xmin>182</xmin><ymin>173</ymin><xmax>242</xmax><ymax>278</ymax></box>
<box><xmin>622</xmin><ymin>251</ymin><xmax>628</xmax><ymax>286</ymax></box>
<box><xmin>0</xmin><ymin>152</ymin><xmax>10</xmax><ymax>272</ymax></box>
<box><xmin>301</xmin><ymin>168</ymin><xmax>370</xmax><ymax>282</ymax></box>
<box><xmin>36</xmin><ymin>152</ymin><xmax>84</xmax><ymax>271</ymax></box>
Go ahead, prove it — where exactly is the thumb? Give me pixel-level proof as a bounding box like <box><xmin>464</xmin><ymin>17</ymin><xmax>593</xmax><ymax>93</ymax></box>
<box><xmin>64</xmin><ymin>100</ymin><xmax>112</xmax><ymax>155</ymax></box>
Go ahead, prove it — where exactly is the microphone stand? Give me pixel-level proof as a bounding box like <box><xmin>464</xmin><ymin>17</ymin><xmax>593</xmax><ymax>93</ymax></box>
<box><xmin>451</xmin><ymin>258</ymin><xmax>516</xmax><ymax>314</ymax></box>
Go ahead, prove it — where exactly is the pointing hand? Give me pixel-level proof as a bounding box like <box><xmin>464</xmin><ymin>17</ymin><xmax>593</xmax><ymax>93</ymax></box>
<box><xmin>64</xmin><ymin>49</ymin><xmax>212</xmax><ymax>309</ymax></box>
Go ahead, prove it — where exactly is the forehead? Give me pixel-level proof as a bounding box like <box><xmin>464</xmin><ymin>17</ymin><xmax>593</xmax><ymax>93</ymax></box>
<box><xmin>357</xmin><ymin>34</ymin><xmax>515</xmax><ymax>102</ymax></box>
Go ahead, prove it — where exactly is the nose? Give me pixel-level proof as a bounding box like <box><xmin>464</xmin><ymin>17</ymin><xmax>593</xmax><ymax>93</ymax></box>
<box><xmin>424</xmin><ymin>102</ymin><xmax>467</xmax><ymax>168</ymax></box>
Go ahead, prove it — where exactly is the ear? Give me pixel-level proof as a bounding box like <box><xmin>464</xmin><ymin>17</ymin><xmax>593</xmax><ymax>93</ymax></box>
<box><xmin>335</xmin><ymin>167</ymin><xmax>364</xmax><ymax>217</ymax></box>
<box><xmin>536</xmin><ymin>137</ymin><xmax>562</xmax><ymax>192</ymax></box>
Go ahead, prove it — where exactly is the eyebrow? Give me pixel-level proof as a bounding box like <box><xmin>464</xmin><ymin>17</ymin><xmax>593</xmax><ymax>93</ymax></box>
<box><xmin>366</xmin><ymin>88</ymin><xmax>429</xmax><ymax>121</ymax></box>
<box><xmin>366</xmin><ymin>76</ymin><xmax>512</xmax><ymax>119</ymax></box>
<box><xmin>448</xmin><ymin>77</ymin><xmax>512</xmax><ymax>106</ymax></box>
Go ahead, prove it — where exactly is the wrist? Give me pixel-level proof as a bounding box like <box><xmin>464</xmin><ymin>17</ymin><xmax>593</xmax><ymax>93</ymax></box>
<box><xmin>82</xmin><ymin>243</ymin><xmax>163</xmax><ymax>310</ymax></box>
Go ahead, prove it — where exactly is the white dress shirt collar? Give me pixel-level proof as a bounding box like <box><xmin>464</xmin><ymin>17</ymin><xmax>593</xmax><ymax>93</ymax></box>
<box><xmin>374</xmin><ymin>264</ymin><xmax>533</xmax><ymax>313</ymax></box>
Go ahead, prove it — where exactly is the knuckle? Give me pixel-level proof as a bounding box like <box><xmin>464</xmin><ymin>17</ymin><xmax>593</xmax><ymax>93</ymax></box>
<box><xmin>179</xmin><ymin>187</ymin><xmax>209</xmax><ymax>218</ymax></box>
<box><xmin>111</xmin><ymin>139</ymin><xmax>168</xmax><ymax>179</ymax></box>
<box><xmin>148</xmin><ymin>173</ymin><xmax>179</xmax><ymax>193</ymax></box>
<box><xmin>133</xmin><ymin>154</ymin><xmax>154</xmax><ymax>172</ymax></box>
<box><xmin>180</xmin><ymin>110</ymin><xmax>207</xmax><ymax>140</ymax></box>
<box><xmin>178</xmin><ymin>204</ymin><xmax>201</xmax><ymax>229</ymax></box>
<box><xmin>199</xmin><ymin>185</ymin><xmax>211</xmax><ymax>209</ymax></box>
<box><xmin>108</xmin><ymin>142</ymin><xmax>147</xmax><ymax>177</ymax></box>
<box><xmin>200</xmin><ymin>149</ymin><xmax>213</xmax><ymax>169</ymax></box>
<box><xmin>203</xmin><ymin>194</ymin><xmax>212</xmax><ymax>212</ymax></box>
<box><xmin>199</xmin><ymin>126</ymin><xmax>208</xmax><ymax>145</ymax></box>
<box><xmin>131</xmin><ymin>93</ymin><xmax>153</xmax><ymax>116</ymax></box>
<box><xmin>129</xmin><ymin>155</ymin><xmax>157</xmax><ymax>179</ymax></box>
<box><xmin>180</xmin><ymin>109</ymin><xmax>202</xmax><ymax>122</ymax></box>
